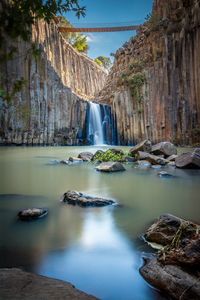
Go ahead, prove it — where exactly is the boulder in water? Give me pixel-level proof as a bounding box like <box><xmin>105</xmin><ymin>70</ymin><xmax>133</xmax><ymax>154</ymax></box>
<box><xmin>96</xmin><ymin>162</ymin><xmax>126</xmax><ymax>172</ymax></box>
<box><xmin>151</xmin><ymin>142</ymin><xmax>177</xmax><ymax>157</ymax></box>
<box><xmin>129</xmin><ymin>140</ymin><xmax>152</xmax><ymax>156</ymax></box>
<box><xmin>137</xmin><ymin>151</ymin><xmax>168</xmax><ymax>165</ymax></box>
<box><xmin>78</xmin><ymin>152</ymin><xmax>93</xmax><ymax>161</ymax></box>
<box><xmin>18</xmin><ymin>208</ymin><xmax>48</xmax><ymax>220</ymax></box>
<box><xmin>175</xmin><ymin>148</ymin><xmax>200</xmax><ymax>169</ymax></box>
<box><xmin>61</xmin><ymin>190</ymin><xmax>115</xmax><ymax>207</ymax></box>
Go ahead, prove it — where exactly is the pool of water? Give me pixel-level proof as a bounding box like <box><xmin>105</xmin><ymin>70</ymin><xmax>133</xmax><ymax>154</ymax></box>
<box><xmin>0</xmin><ymin>146</ymin><xmax>199</xmax><ymax>300</ymax></box>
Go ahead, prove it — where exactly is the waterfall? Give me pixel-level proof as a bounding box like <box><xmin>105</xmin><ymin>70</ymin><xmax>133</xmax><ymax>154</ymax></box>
<box><xmin>88</xmin><ymin>102</ymin><xmax>104</xmax><ymax>145</ymax></box>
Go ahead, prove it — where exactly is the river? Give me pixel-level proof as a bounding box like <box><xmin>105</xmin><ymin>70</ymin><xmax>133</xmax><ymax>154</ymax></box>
<box><xmin>0</xmin><ymin>146</ymin><xmax>199</xmax><ymax>300</ymax></box>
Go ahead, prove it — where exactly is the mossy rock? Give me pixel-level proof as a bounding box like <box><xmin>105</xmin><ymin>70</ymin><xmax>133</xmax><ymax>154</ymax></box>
<box><xmin>92</xmin><ymin>149</ymin><xmax>125</xmax><ymax>162</ymax></box>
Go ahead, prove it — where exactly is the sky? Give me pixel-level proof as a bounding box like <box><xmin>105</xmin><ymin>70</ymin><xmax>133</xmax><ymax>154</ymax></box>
<box><xmin>66</xmin><ymin>0</ymin><xmax>153</xmax><ymax>59</ymax></box>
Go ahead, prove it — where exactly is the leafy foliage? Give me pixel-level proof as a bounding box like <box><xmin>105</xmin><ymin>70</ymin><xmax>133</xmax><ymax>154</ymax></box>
<box><xmin>94</xmin><ymin>56</ymin><xmax>112</xmax><ymax>69</ymax></box>
<box><xmin>93</xmin><ymin>149</ymin><xmax>125</xmax><ymax>162</ymax></box>
<box><xmin>0</xmin><ymin>0</ymin><xmax>86</xmax><ymax>43</ymax></box>
<box><xmin>57</xmin><ymin>16</ymin><xmax>89</xmax><ymax>53</ymax></box>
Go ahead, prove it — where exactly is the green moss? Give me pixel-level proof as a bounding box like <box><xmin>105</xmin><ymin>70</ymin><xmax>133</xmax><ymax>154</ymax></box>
<box><xmin>92</xmin><ymin>149</ymin><xmax>125</xmax><ymax>162</ymax></box>
<box><xmin>128</xmin><ymin>72</ymin><xmax>146</xmax><ymax>102</ymax></box>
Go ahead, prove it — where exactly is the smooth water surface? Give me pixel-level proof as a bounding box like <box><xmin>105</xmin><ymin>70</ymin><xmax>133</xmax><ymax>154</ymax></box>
<box><xmin>0</xmin><ymin>146</ymin><xmax>200</xmax><ymax>300</ymax></box>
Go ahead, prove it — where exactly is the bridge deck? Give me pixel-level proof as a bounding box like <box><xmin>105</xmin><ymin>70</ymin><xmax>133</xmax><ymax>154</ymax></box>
<box><xmin>58</xmin><ymin>25</ymin><xmax>140</xmax><ymax>33</ymax></box>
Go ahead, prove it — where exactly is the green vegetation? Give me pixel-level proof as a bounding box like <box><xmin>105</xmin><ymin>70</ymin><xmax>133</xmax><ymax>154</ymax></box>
<box><xmin>120</xmin><ymin>70</ymin><xmax>146</xmax><ymax>103</ymax></box>
<box><xmin>94</xmin><ymin>56</ymin><xmax>112</xmax><ymax>69</ymax></box>
<box><xmin>145</xmin><ymin>12</ymin><xmax>162</xmax><ymax>32</ymax></box>
<box><xmin>59</xmin><ymin>17</ymin><xmax>88</xmax><ymax>53</ymax></box>
<box><xmin>0</xmin><ymin>0</ymin><xmax>85</xmax><ymax>44</ymax></box>
<box><xmin>92</xmin><ymin>149</ymin><xmax>127</xmax><ymax>162</ymax></box>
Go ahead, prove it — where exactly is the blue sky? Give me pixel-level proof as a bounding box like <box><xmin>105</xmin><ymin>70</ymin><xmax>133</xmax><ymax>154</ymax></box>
<box><xmin>66</xmin><ymin>0</ymin><xmax>153</xmax><ymax>59</ymax></box>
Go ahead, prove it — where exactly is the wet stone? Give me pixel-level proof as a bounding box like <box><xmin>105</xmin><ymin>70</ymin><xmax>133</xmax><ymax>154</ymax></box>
<box><xmin>61</xmin><ymin>190</ymin><xmax>116</xmax><ymax>207</ymax></box>
<box><xmin>18</xmin><ymin>208</ymin><xmax>48</xmax><ymax>221</ymax></box>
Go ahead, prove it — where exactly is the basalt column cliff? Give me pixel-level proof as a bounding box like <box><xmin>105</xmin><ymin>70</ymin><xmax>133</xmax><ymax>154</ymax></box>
<box><xmin>99</xmin><ymin>0</ymin><xmax>200</xmax><ymax>145</ymax></box>
<box><xmin>0</xmin><ymin>20</ymin><xmax>107</xmax><ymax>145</ymax></box>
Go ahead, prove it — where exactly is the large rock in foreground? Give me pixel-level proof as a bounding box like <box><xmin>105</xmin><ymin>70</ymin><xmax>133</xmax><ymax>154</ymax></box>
<box><xmin>175</xmin><ymin>148</ymin><xmax>200</xmax><ymax>169</ymax></box>
<box><xmin>96</xmin><ymin>162</ymin><xmax>126</xmax><ymax>172</ymax></box>
<box><xmin>0</xmin><ymin>268</ymin><xmax>97</xmax><ymax>300</ymax></box>
<box><xmin>129</xmin><ymin>140</ymin><xmax>152</xmax><ymax>156</ymax></box>
<box><xmin>18</xmin><ymin>208</ymin><xmax>48</xmax><ymax>221</ymax></box>
<box><xmin>141</xmin><ymin>214</ymin><xmax>200</xmax><ymax>299</ymax></box>
<box><xmin>140</xmin><ymin>258</ymin><xmax>200</xmax><ymax>300</ymax></box>
<box><xmin>144</xmin><ymin>214</ymin><xmax>196</xmax><ymax>246</ymax></box>
<box><xmin>151</xmin><ymin>142</ymin><xmax>177</xmax><ymax>157</ymax></box>
<box><xmin>61</xmin><ymin>191</ymin><xmax>115</xmax><ymax>207</ymax></box>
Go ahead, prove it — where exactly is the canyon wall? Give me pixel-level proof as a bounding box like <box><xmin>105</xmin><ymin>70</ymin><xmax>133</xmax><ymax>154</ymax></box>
<box><xmin>99</xmin><ymin>0</ymin><xmax>200</xmax><ymax>145</ymax></box>
<box><xmin>0</xmin><ymin>20</ymin><xmax>107</xmax><ymax>145</ymax></box>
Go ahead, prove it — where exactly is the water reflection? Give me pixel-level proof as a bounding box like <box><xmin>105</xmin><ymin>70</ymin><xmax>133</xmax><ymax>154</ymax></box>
<box><xmin>37</xmin><ymin>209</ymin><xmax>156</xmax><ymax>300</ymax></box>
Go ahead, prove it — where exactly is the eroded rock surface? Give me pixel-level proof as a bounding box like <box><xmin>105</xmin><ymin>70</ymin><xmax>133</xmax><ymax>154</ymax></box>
<box><xmin>0</xmin><ymin>268</ymin><xmax>97</xmax><ymax>300</ymax></box>
<box><xmin>140</xmin><ymin>258</ymin><xmax>200</xmax><ymax>300</ymax></box>
<box><xmin>61</xmin><ymin>191</ymin><xmax>115</xmax><ymax>207</ymax></box>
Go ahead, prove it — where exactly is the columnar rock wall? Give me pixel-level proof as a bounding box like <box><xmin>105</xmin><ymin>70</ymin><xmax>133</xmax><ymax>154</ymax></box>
<box><xmin>0</xmin><ymin>21</ymin><xmax>107</xmax><ymax>145</ymax></box>
<box><xmin>99</xmin><ymin>0</ymin><xmax>200</xmax><ymax>145</ymax></box>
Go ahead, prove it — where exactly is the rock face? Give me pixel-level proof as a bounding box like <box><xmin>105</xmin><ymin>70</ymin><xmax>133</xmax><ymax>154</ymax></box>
<box><xmin>98</xmin><ymin>0</ymin><xmax>200</xmax><ymax>146</ymax></box>
<box><xmin>0</xmin><ymin>20</ymin><xmax>107</xmax><ymax>145</ymax></box>
<box><xmin>96</xmin><ymin>162</ymin><xmax>126</xmax><ymax>172</ymax></box>
<box><xmin>61</xmin><ymin>191</ymin><xmax>115</xmax><ymax>207</ymax></box>
<box><xmin>175</xmin><ymin>148</ymin><xmax>200</xmax><ymax>168</ymax></box>
<box><xmin>0</xmin><ymin>268</ymin><xmax>97</xmax><ymax>300</ymax></box>
<box><xmin>18</xmin><ymin>208</ymin><xmax>48</xmax><ymax>220</ymax></box>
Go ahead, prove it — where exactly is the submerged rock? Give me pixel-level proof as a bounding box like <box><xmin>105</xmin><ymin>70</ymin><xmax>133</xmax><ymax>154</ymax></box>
<box><xmin>0</xmin><ymin>268</ymin><xmax>97</xmax><ymax>300</ymax></box>
<box><xmin>140</xmin><ymin>258</ymin><xmax>200</xmax><ymax>300</ymax></box>
<box><xmin>129</xmin><ymin>140</ymin><xmax>152</xmax><ymax>156</ymax></box>
<box><xmin>18</xmin><ymin>208</ymin><xmax>48</xmax><ymax>220</ymax></box>
<box><xmin>137</xmin><ymin>151</ymin><xmax>168</xmax><ymax>165</ymax></box>
<box><xmin>157</xmin><ymin>171</ymin><xmax>174</xmax><ymax>178</ymax></box>
<box><xmin>68</xmin><ymin>157</ymin><xmax>83</xmax><ymax>163</ymax></box>
<box><xmin>61</xmin><ymin>190</ymin><xmax>115</xmax><ymax>207</ymax></box>
<box><xmin>137</xmin><ymin>160</ymin><xmax>151</xmax><ymax>169</ymax></box>
<box><xmin>175</xmin><ymin>148</ymin><xmax>200</xmax><ymax>169</ymax></box>
<box><xmin>151</xmin><ymin>142</ymin><xmax>177</xmax><ymax>157</ymax></box>
<box><xmin>60</xmin><ymin>160</ymin><xmax>69</xmax><ymax>165</ymax></box>
<box><xmin>96</xmin><ymin>162</ymin><xmax>126</xmax><ymax>172</ymax></box>
<box><xmin>78</xmin><ymin>152</ymin><xmax>93</xmax><ymax>161</ymax></box>
<box><xmin>124</xmin><ymin>156</ymin><xmax>137</xmax><ymax>162</ymax></box>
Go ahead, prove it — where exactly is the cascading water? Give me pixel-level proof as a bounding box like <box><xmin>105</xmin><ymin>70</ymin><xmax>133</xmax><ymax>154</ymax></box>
<box><xmin>88</xmin><ymin>102</ymin><xmax>104</xmax><ymax>145</ymax></box>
